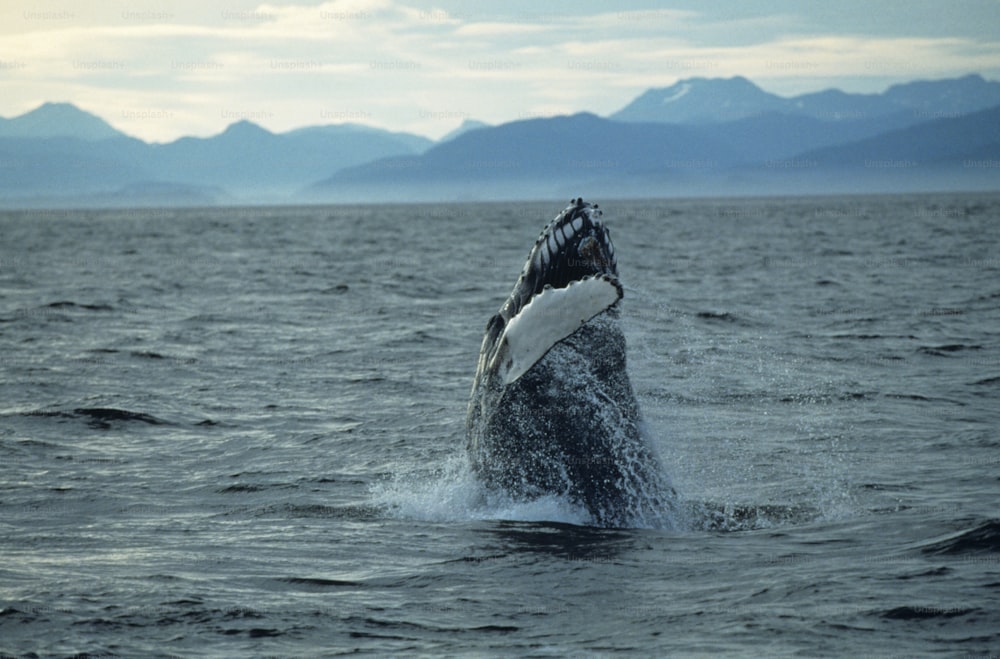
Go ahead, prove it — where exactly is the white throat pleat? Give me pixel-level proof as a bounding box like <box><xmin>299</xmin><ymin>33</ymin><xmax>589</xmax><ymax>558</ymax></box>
<box><xmin>489</xmin><ymin>275</ymin><xmax>622</xmax><ymax>384</ymax></box>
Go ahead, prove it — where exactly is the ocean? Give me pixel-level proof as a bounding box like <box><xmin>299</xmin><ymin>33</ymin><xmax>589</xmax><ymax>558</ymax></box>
<box><xmin>1</xmin><ymin>194</ymin><xmax>998</xmax><ymax>657</ymax></box>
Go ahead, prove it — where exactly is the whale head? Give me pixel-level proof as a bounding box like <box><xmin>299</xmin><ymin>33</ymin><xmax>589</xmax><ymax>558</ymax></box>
<box><xmin>475</xmin><ymin>198</ymin><xmax>623</xmax><ymax>386</ymax></box>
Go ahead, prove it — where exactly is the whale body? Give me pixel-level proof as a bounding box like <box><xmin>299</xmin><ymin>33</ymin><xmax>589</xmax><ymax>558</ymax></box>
<box><xmin>465</xmin><ymin>198</ymin><xmax>673</xmax><ymax>527</ymax></box>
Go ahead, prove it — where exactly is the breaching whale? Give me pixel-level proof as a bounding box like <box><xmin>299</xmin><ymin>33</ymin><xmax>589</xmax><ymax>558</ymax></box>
<box><xmin>465</xmin><ymin>198</ymin><xmax>674</xmax><ymax>527</ymax></box>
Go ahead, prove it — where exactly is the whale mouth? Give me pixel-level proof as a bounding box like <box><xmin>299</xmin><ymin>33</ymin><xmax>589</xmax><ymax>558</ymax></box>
<box><xmin>480</xmin><ymin>198</ymin><xmax>624</xmax><ymax>384</ymax></box>
<box><xmin>500</xmin><ymin>198</ymin><xmax>618</xmax><ymax>323</ymax></box>
<box><xmin>530</xmin><ymin>197</ymin><xmax>617</xmax><ymax>286</ymax></box>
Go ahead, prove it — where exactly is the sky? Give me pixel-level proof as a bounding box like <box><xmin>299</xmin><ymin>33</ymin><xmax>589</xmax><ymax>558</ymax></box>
<box><xmin>2</xmin><ymin>0</ymin><xmax>999</xmax><ymax>142</ymax></box>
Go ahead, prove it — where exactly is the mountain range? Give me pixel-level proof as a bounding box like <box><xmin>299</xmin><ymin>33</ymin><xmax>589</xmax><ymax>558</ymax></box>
<box><xmin>610</xmin><ymin>74</ymin><xmax>1000</xmax><ymax>123</ymax></box>
<box><xmin>2</xmin><ymin>74</ymin><xmax>998</xmax><ymax>207</ymax></box>
<box><xmin>0</xmin><ymin>104</ymin><xmax>434</xmax><ymax>205</ymax></box>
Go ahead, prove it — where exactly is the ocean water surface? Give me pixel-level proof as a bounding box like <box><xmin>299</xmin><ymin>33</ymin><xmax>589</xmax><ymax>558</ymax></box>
<box><xmin>1</xmin><ymin>194</ymin><xmax>999</xmax><ymax>656</ymax></box>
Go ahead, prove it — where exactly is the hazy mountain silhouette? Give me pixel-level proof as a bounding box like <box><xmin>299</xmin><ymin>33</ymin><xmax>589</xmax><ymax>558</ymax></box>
<box><xmin>0</xmin><ymin>106</ymin><xmax>433</xmax><ymax>205</ymax></box>
<box><xmin>800</xmin><ymin>104</ymin><xmax>1000</xmax><ymax>166</ymax></box>
<box><xmin>722</xmin><ymin>105</ymin><xmax>1000</xmax><ymax>196</ymax></box>
<box><xmin>610</xmin><ymin>74</ymin><xmax>1000</xmax><ymax>124</ymax></box>
<box><xmin>309</xmin><ymin>89</ymin><xmax>1000</xmax><ymax>201</ymax></box>
<box><xmin>149</xmin><ymin>120</ymin><xmax>433</xmax><ymax>197</ymax></box>
<box><xmin>438</xmin><ymin>119</ymin><xmax>492</xmax><ymax>143</ymax></box>
<box><xmin>0</xmin><ymin>102</ymin><xmax>125</xmax><ymax>141</ymax></box>
<box><xmin>306</xmin><ymin>112</ymin><xmax>742</xmax><ymax>201</ymax></box>
<box><xmin>2</xmin><ymin>74</ymin><xmax>998</xmax><ymax>207</ymax></box>
<box><xmin>611</xmin><ymin>76</ymin><xmax>789</xmax><ymax>123</ymax></box>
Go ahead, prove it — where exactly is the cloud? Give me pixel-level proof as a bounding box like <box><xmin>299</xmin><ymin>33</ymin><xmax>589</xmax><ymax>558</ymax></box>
<box><xmin>1</xmin><ymin>0</ymin><xmax>998</xmax><ymax>141</ymax></box>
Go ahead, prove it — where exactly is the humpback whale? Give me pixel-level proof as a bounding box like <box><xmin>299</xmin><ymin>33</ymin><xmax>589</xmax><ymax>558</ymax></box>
<box><xmin>466</xmin><ymin>198</ymin><xmax>674</xmax><ymax>528</ymax></box>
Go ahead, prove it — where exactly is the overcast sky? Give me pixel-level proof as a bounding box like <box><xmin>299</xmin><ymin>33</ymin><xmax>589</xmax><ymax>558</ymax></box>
<box><xmin>2</xmin><ymin>0</ymin><xmax>999</xmax><ymax>141</ymax></box>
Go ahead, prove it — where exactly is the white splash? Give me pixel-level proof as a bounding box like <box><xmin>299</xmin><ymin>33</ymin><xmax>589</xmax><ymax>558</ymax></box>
<box><xmin>369</xmin><ymin>455</ymin><xmax>592</xmax><ymax>526</ymax></box>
